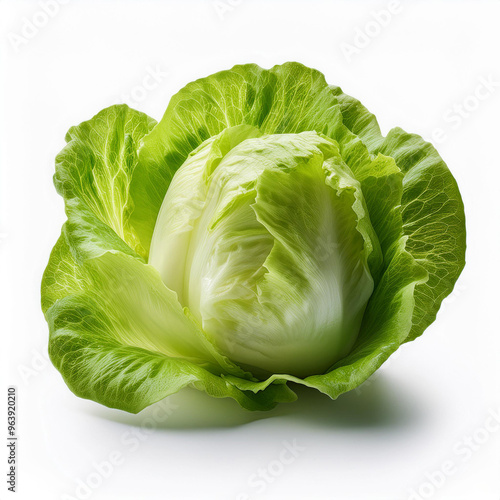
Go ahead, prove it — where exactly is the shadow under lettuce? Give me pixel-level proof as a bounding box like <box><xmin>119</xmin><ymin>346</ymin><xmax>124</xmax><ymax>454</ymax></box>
<box><xmin>91</xmin><ymin>373</ymin><xmax>426</xmax><ymax>431</ymax></box>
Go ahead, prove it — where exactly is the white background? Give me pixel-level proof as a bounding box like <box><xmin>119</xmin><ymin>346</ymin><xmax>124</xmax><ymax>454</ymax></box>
<box><xmin>1</xmin><ymin>1</ymin><xmax>500</xmax><ymax>499</ymax></box>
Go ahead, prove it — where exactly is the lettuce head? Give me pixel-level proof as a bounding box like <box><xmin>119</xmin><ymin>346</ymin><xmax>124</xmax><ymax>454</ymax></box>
<box><xmin>41</xmin><ymin>63</ymin><xmax>466</xmax><ymax>412</ymax></box>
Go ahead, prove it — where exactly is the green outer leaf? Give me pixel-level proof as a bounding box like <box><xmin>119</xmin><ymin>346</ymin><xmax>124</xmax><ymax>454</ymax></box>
<box><xmin>41</xmin><ymin>233</ymin><xmax>89</xmax><ymax>314</ymax></box>
<box><xmin>55</xmin><ymin>104</ymin><xmax>157</xmax><ymax>259</ymax></box>
<box><xmin>63</xmin><ymin>197</ymin><xmax>139</xmax><ymax>263</ymax></box>
<box><xmin>354</xmin><ymin>153</ymin><xmax>405</xmax><ymax>260</ymax></box>
<box><xmin>331</xmin><ymin>85</ymin><xmax>466</xmax><ymax>342</ymax></box>
<box><xmin>379</xmin><ymin>129</ymin><xmax>466</xmax><ymax>341</ymax></box>
<box><xmin>47</xmin><ymin>293</ymin><xmax>295</xmax><ymax>413</ymax></box>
